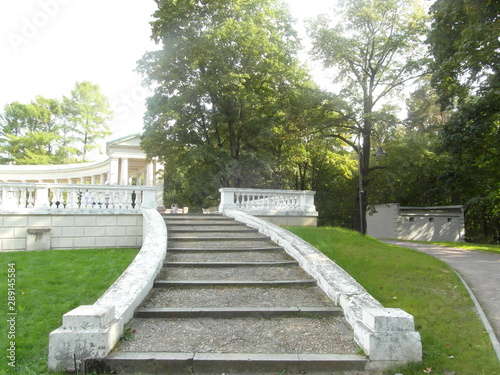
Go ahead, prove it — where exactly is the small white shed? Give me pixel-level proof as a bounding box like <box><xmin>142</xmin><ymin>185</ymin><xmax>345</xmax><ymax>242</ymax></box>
<box><xmin>366</xmin><ymin>203</ymin><xmax>465</xmax><ymax>242</ymax></box>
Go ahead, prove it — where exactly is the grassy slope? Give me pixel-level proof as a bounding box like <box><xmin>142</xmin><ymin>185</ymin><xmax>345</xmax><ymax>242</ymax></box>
<box><xmin>0</xmin><ymin>248</ymin><xmax>139</xmax><ymax>375</ymax></box>
<box><xmin>287</xmin><ymin>227</ymin><xmax>500</xmax><ymax>375</ymax></box>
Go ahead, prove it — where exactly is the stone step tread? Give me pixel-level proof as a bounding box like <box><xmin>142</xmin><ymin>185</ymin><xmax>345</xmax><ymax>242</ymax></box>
<box><xmin>165</xmin><ymin>261</ymin><xmax>299</xmax><ymax>267</ymax></box>
<box><xmin>154</xmin><ymin>280</ymin><xmax>317</xmax><ymax>287</ymax></box>
<box><xmin>142</xmin><ymin>286</ymin><xmax>336</xmax><ymax>309</ymax></box>
<box><xmin>167</xmin><ymin>240</ymin><xmax>278</xmax><ymax>249</ymax></box>
<box><xmin>163</xmin><ymin>214</ymin><xmax>230</xmax><ymax>221</ymax></box>
<box><xmin>168</xmin><ymin>228</ymin><xmax>258</xmax><ymax>233</ymax></box>
<box><xmin>94</xmin><ymin>352</ymin><xmax>369</xmax><ymax>375</ymax></box>
<box><xmin>167</xmin><ymin>246</ymin><xmax>283</xmax><ymax>252</ymax></box>
<box><xmin>115</xmin><ymin>316</ymin><xmax>360</xmax><ymax>356</ymax></box>
<box><xmin>167</xmin><ymin>252</ymin><xmax>293</xmax><ymax>262</ymax></box>
<box><xmin>158</xmin><ymin>265</ymin><xmax>312</xmax><ymax>281</ymax></box>
<box><xmin>168</xmin><ymin>233</ymin><xmax>270</xmax><ymax>240</ymax></box>
<box><xmin>166</xmin><ymin>222</ymin><xmax>247</xmax><ymax>226</ymax></box>
<box><xmin>134</xmin><ymin>306</ymin><xmax>343</xmax><ymax>318</ymax></box>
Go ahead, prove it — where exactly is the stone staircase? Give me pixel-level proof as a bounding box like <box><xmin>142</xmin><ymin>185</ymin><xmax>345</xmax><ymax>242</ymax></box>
<box><xmin>92</xmin><ymin>214</ymin><xmax>372</xmax><ymax>374</ymax></box>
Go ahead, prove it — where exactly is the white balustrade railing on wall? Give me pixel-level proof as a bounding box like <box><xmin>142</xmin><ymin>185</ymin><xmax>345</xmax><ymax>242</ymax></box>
<box><xmin>219</xmin><ymin>188</ymin><xmax>318</xmax><ymax>216</ymax></box>
<box><xmin>0</xmin><ymin>183</ymin><xmax>157</xmax><ymax>213</ymax></box>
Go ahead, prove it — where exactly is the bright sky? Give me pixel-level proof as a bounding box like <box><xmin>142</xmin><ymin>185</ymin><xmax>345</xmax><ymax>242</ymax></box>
<box><xmin>0</xmin><ymin>0</ymin><xmax>334</xmax><ymax>148</ymax></box>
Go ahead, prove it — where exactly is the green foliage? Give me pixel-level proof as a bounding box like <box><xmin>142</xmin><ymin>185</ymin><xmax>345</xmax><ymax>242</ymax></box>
<box><xmin>288</xmin><ymin>226</ymin><xmax>500</xmax><ymax>375</ymax></box>
<box><xmin>307</xmin><ymin>0</ymin><xmax>430</xmax><ymax>231</ymax></box>
<box><xmin>428</xmin><ymin>0</ymin><xmax>500</xmax><ymax>108</ymax></box>
<box><xmin>439</xmin><ymin>90</ymin><xmax>500</xmax><ymax>243</ymax></box>
<box><xmin>428</xmin><ymin>0</ymin><xmax>500</xmax><ymax>243</ymax></box>
<box><xmin>138</xmin><ymin>0</ymin><xmax>340</xmax><ymax>209</ymax></box>
<box><xmin>63</xmin><ymin>81</ymin><xmax>113</xmax><ymax>161</ymax></box>
<box><xmin>0</xmin><ymin>81</ymin><xmax>112</xmax><ymax>165</ymax></box>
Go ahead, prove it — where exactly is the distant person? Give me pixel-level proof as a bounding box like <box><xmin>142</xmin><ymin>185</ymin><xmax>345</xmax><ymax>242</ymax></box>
<box><xmin>171</xmin><ymin>203</ymin><xmax>179</xmax><ymax>213</ymax></box>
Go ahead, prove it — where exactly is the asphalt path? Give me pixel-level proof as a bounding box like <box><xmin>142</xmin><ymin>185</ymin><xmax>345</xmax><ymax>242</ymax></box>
<box><xmin>381</xmin><ymin>240</ymin><xmax>500</xmax><ymax>361</ymax></box>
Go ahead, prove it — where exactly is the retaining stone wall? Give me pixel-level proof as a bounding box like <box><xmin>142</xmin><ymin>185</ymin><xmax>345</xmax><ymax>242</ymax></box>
<box><xmin>0</xmin><ymin>214</ymin><xmax>142</xmax><ymax>251</ymax></box>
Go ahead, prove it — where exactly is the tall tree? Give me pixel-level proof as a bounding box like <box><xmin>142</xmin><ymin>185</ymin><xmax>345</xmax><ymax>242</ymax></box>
<box><xmin>63</xmin><ymin>81</ymin><xmax>113</xmax><ymax>162</ymax></box>
<box><xmin>307</xmin><ymin>0</ymin><xmax>429</xmax><ymax>233</ymax></box>
<box><xmin>0</xmin><ymin>82</ymin><xmax>113</xmax><ymax>165</ymax></box>
<box><xmin>0</xmin><ymin>97</ymin><xmax>70</xmax><ymax>164</ymax></box>
<box><xmin>137</xmin><ymin>0</ymin><xmax>315</xmax><ymax>191</ymax></box>
<box><xmin>428</xmin><ymin>0</ymin><xmax>500</xmax><ymax>242</ymax></box>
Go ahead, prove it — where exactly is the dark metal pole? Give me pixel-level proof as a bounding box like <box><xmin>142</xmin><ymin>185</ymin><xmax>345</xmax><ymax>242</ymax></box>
<box><xmin>358</xmin><ymin>147</ymin><xmax>365</xmax><ymax>235</ymax></box>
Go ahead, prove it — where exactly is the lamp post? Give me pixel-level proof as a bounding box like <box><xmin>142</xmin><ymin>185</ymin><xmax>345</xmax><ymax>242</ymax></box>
<box><xmin>357</xmin><ymin>141</ymin><xmax>387</xmax><ymax>235</ymax></box>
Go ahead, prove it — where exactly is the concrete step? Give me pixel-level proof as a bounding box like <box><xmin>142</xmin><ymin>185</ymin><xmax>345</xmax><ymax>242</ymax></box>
<box><xmin>154</xmin><ymin>280</ymin><xmax>318</xmax><ymax>287</ymax></box>
<box><xmin>167</xmin><ymin>239</ymin><xmax>278</xmax><ymax>249</ymax></box>
<box><xmin>142</xmin><ymin>285</ymin><xmax>336</xmax><ymax>309</ymax></box>
<box><xmin>112</xmin><ymin>316</ymin><xmax>361</xmax><ymax>356</ymax></box>
<box><xmin>168</xmin><ymin>232</ymin><xmax>270</xmax><ymax>240</ymax></box>
<box><xmin>134</xmin><ymin>306</ymin><xmax>343</xmax><ymax>318</ymax></box>
<box><xmin>167</xmin><ymin>249</ymin><xmax>292</xmax><ymax>262</ymax></box>
<box><xmin>95</xmin><ymin>214</ymin><xmax>369</xmax><ymax>374</ymax></box>
<box><xmin>167</xmin><ymin>246</ymin><xmax>283</xmax><ymax>252</ymax></box>
<box><xmin>157</xmin><ymin>264</ymin><xmax>313</xmax><ymax>281</ymax></box>
<box><xmin>163</xmin><ymin>213</ymin><xmax>232</xmax><ymax>222</ymax></box>
<box><xmin>88</xmin><ymin>352</ymin><xmax>369</xmax><ymax>375</ymax></box>
<box><xmin>165</xmin><ymin>261</ymin><xmax>299</xmax><ymax>267</ymax></box>
<box><xmin>167</xmin><ymin>225</ymin><xmax>251</xmax><ymax>232</ymax></box>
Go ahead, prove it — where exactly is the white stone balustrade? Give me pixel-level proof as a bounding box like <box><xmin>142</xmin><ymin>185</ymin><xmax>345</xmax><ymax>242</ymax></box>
<box><xmin>0</xmin><ymin>182</ymin><xmax>157</xmax><ymax>213</ymax></box>
<box><xmin>219</xmin><ymin>188</ymin><xmax>319</xmax><ymax>226</ymax></box>
<box><xmin>219</xmin><ymin>188</ymin><xmax>318</xmax><ymax>214</ymax></box>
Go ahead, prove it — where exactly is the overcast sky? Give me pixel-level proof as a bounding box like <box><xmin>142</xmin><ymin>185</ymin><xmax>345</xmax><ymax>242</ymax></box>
<box><xmin>0</xmin><ymin>0</ymin><xmax>334</xmax><ymax>148</ymax></box>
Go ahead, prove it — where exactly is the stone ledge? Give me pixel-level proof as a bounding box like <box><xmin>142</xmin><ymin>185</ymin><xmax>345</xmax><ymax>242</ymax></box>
<box><xmin>48</xmin><ymin>209</ymin><xmax>168</xmax><ymax>373</ymax></box>
<box><xmin>224</xmin><ymin>209</ymin><xmax>422</xmax><ymax>369</ymax></box>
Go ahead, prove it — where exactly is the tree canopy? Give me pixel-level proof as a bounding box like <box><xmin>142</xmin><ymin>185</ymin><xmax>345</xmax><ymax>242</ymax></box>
<box><xmin>0</xmin><ymin>81</ymin><xmax>112</xmax><ymax>165</ymax></box>
<box><xmin>428</xmin><ymin>0</ymin><xmax>500</xmax><ymax>242</ymax></box>
<box><xmin>138</xmin><ymin>0</ymin><xmax>330</xmax><ymax>195</ymax></box>
<box><xmin>307</xmin><ymin>0</ymin><xmax>430</xmax><ymax>232</ymax></box>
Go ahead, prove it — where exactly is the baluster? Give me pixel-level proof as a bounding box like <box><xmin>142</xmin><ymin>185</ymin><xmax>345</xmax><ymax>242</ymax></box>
<box><xmin>54</xmin><ymin>188</ymin><xmax>62</xmax><ymax>210</ymax></box>
<box><xmin>8</xmin><ymin>187</ymin><xmax>19</xmax><ymax>209</ymax></box>
<box><xmin>104</xmin><ymin>190</ymin><xmax>111</xmax><ymax>209</ymax></box>
<box><xmin>68</xmin><ymin>188</ymin><xmax>78</xmax><ymax>209</ymax></box>
<box><xmin>110</xmin><ymin>190</ymin><xmax>118</xmax><ymax>209</ymax></box>
<box><xmin>96</xmin><ymin>190</ymin><xmax>103</xmax><ymax>209</ymax></box>
<box><xmin>83</xmin><ymin>190</ymin><xmax>91</xmax><ymax>209</ymax></box>
<box><xmin>90</xmin><ymin>190</ymin><xmax>98</xmax><ymax>210</ymax></box>
<box><xmin>120</xmin><ymin>191</ymin><xmax>128</xmax><ymax>209</ymax></box>
<box><xmin>27</xmin><ymin>188</ymin><xmax>34</xmax><ymax>208</ymax></box>
<box><xmin>19</xmin><ymin>188</ymin><xmax>27</xmax><ymax>209</ymax></box>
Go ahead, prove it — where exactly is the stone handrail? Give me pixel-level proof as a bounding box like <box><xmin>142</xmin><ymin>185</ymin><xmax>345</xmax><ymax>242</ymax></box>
<box><xmin>219</xmin><ymin>188</ymin><xmax>318</xmax><ymax>216</ymax></box>
<box><xmin>224</xmin><ymin>209</ymin><xmax>422</xmax><ymax>368</ymax></box>
<box><xmin>48</xmin><ymin>208</ymin><xmax>168</xmax><ymax>372</ymax></box>
<box><xmin>0</xmin><ymin>182</ymin><xmax>157</xmax><ymax>213</ymax></box>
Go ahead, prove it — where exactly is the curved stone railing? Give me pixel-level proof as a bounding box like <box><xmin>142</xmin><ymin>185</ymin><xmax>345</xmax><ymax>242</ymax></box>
<box><xmin>48</xmin><ymin>209</ymin><xmax>168</xmax><ymax>372</ymax></box>
<box><xmin>224</xmin><ymin>209</ymin><xmax>422</xmax><ymax>370</ymax></box>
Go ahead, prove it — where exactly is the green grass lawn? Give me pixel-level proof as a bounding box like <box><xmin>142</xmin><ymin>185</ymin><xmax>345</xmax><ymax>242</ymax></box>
<box><xmin>0</xmin><ymin>232</ymin><xmax>498</xmax><ymax>375</ymax></box>
<box><xmin>0</xmin><ymin>248</ymin><xmax>139</xmax><ymax>375</ymax></box>
<box><xmin>287</xmin><ymin>227</ymin><xmax>500</xmax><ymax>375</ymax></box>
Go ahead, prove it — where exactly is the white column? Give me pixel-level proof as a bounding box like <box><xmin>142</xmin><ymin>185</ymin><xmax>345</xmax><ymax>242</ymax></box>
<box><xmin>109</xmin><ymin>158</ymin><xmax>119</xmax><ymax>185</ymax></box>
<box><xmin>120</xmin><ymin>158</ymin><xmax>129</xmax><ymax>186</ymax></box>
<box><xmin>146</xmin><ymin>162</ymin><xmax>154</xmax><ymax>186</ymax></box>
<box><xmin>155</xmin><ymin>160</ymin><xmax>165</xmax><ymax>210</ymax></box>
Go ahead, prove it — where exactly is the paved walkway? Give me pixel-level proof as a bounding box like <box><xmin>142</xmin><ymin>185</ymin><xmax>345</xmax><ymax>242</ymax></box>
<box><xmin>382</xmin><ymin>240</ymin><xmax>500</xmax><ymax>358</ymax></box>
